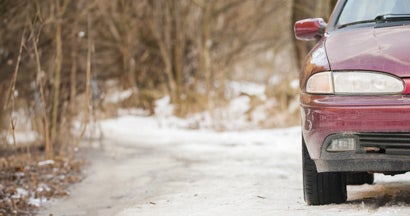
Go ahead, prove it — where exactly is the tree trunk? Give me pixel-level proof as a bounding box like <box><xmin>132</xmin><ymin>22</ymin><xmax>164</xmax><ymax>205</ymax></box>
<box><xmin>50</xmin><ymin>14</ymin><xmax>62</xmax><ymax>157</ymax></box>
<box><xmin>199</xmin><ymin>1</ymin><xmax>213</xmax><ymax>110</ymax></box>
<box><xmin>171</xmin><ymin>1</ymin><xmax>187</xmax><ymax>115</ymax></box>
<box><xmin>149</xmin><ymin>1</ymin><xmax>178</xmax><ymax>105</ymax></box>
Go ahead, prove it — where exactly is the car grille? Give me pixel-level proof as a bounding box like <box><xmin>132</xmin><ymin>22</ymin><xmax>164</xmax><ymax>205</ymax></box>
<box><xmin>358</xmin><ymin>133</ymin><xmax>410</xmax><ymax>155</ymax></box>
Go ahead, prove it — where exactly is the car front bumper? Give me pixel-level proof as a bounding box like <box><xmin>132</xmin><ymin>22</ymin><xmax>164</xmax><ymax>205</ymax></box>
<box><xmin>301</xmin><ymin>93</ymin><xmax>410</xmax><ymax>173</ymax></box>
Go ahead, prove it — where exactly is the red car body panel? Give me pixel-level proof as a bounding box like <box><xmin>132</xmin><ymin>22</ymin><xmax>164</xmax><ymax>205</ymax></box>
<box><xmin>326</xmin><ymin>26</ymin><xmax>410</xmax><ymax>77</ymax></box>
<box><xmin>299</xmin><ymin>20</ymin><xmax>410</xmax><ymax>172</ymax></box>
<box><xmin>301</xmin><ymin>94</ymin><xmax>410</xmax><ymax>159</ymax></box>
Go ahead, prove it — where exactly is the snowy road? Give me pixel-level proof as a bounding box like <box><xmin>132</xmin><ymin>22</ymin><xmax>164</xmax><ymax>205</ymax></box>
<box><xmin>40</xmin><ymin>116</ymin><xmax>410</xmax><ymax>216</ymax></box>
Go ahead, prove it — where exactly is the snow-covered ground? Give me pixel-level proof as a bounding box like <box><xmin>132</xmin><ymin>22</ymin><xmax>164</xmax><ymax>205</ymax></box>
<box><xmin>39</xmin><ymin>115</ymin><xmax>410</xmax><ymax>216</ymax></box>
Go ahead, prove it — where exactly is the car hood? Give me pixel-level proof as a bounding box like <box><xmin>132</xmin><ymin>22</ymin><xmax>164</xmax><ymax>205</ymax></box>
<box><xmin>325</xmin><ymin>26</ymin><xmax>410</xmax><ymax>77</ymax></box>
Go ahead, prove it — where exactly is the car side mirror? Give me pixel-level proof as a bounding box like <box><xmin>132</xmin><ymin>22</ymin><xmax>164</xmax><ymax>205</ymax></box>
<box><xmin>294</xmin><ymin>18</ymin><xmax>327</xmax><ymax>41</ymax></box>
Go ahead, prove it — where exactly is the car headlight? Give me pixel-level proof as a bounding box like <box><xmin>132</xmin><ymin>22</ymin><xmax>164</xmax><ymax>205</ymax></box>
<box><xmin>306</xmin><ymin>71</ymin><xmax>404</xmax><ymax>95</ymax></box>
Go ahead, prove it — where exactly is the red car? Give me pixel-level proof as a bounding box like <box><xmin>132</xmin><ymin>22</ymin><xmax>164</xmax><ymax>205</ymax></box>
<box><xmin>295</xmin><ymin>0</ymin><xmax>410</xmax><ymax>205</ymax></box>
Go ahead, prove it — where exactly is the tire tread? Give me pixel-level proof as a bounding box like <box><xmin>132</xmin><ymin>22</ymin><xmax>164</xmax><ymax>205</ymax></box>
<box><xmin>302</xmin><ymin>138</ymin><xmax>347</xmax><ymax>205</ymax></box>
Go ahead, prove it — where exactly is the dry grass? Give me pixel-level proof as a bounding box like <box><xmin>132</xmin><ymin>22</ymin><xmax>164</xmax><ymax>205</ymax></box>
<box><xmin>0</xmin><ymin>147</ymin><xmax>84</xmax><ymax>215</ymax></box>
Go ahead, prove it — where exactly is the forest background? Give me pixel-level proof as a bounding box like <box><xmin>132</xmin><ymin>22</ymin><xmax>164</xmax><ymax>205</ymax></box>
<box><xmin>0</xmin><ymin>0</ymin><xmax>335</xmax><ymax>170</ymax></box>
<box><xmin>0</xmin><ymin>0</ymin><xmax>337</xmax><ymax>213</ymax></box>
<box><xmin>0</xmin><ymin>0</ymin><xmax>336</xmax><ymax>159</ymax></box>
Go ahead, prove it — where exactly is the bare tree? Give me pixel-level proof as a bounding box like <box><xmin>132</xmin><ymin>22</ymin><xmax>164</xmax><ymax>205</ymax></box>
<box><xmin>0</xmin><ymin>0</ymin><xmax>301</xmax><ymax>155</ymax></box>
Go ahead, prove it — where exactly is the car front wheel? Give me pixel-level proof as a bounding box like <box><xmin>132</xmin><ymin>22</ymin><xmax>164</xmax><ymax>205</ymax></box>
<box><xmin>302</xmin><ymin>137</ymin><xmax>347</xmax><ymax>205</ymax></box>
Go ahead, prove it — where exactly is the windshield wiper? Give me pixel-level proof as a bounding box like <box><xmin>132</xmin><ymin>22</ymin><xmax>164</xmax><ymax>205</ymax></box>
<box><xmin>338</xmin><ymin>14</ymin><xmax>410</xmax><ymax>29</ymax></box>
<box><xmin>375</xmin><ymin>14</ymin><xmax>410</xmax><ymax>23</ymax></box>
<box><xmin>338</xmin><ymin>20</ymin><xmax>375</xmax><ymax>29</ymax></box>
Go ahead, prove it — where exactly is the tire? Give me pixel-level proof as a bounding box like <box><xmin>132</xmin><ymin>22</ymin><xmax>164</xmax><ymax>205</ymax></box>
<box><xmin>302</xmin><ymin>138</ymin><xmax>347</xmax><ymax>205</ymax></box>
<box><xmin>346</xmin><ymin>172</ymin><xmax>374</xmax><ymax>185</ymax></box>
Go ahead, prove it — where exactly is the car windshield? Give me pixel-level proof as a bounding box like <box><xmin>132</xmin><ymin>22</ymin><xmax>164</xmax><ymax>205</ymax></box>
<box><xmin>337</xmin><ymin>0</ymin><xmax>410</xmax><ymax>27</ymax></box>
